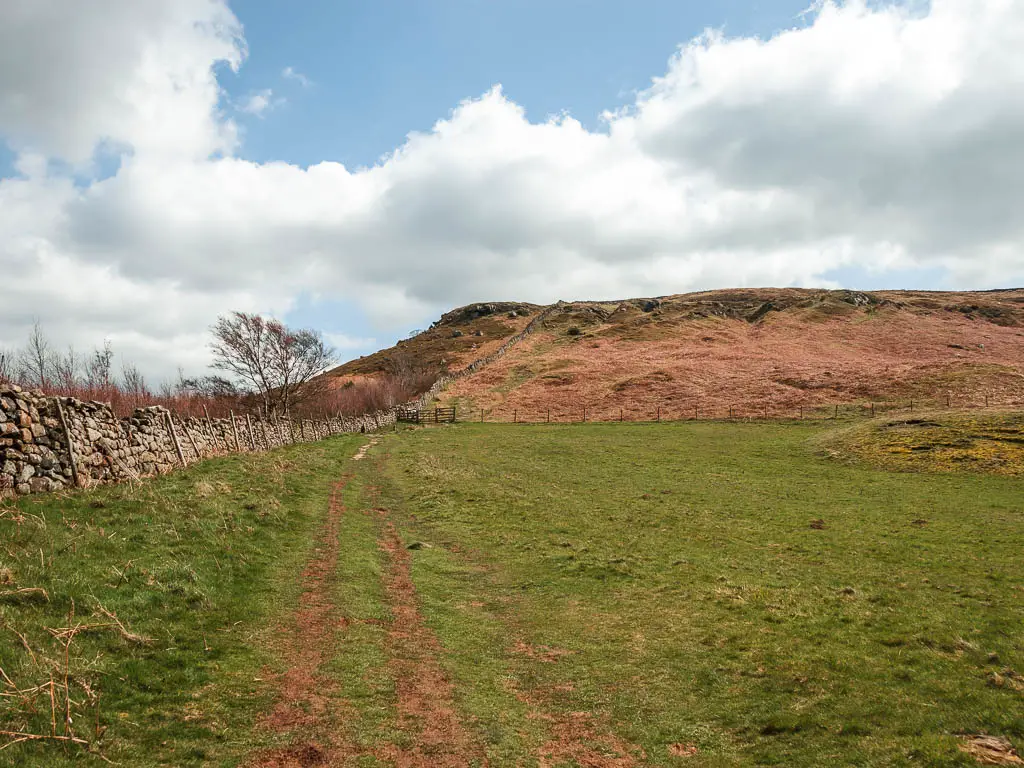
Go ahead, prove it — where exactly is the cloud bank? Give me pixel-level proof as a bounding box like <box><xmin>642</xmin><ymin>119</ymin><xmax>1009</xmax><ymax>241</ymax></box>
<box><xmin>2</xmin><ymin>0</ymin><xmax>1023</xmax><ymax>380</ymax></box>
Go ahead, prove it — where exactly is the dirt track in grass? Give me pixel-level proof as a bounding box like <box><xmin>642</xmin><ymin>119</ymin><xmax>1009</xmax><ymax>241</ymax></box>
<box><xmin>243</xmin><ymin>474</ymin><xmax>355</xmax><ymax>767</ymax></box>
<box><xmin>374</xmin><ymin>520</ymin><xmax>486</xmax><ymax>767</ymax></box>
<box><xmin>246</xmin><ymin>437</ymin><xmax>485</xmax><ymax>767</ymax></box>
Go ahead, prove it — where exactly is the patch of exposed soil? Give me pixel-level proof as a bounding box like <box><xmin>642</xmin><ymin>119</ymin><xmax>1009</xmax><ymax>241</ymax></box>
<box><xmin>668</xmin><ymin>742</ymin><xmax>699</xmax><ymax>757</ymax></box>
<box><xmin>375</xmin><ymin>521</ymin><xmax>485</xmax><ymax>767</ymax></box>
<box><xmin>250</xmin><ymin>744</ymin><xmax>330</xmax><ymax>767</ymax></box>
<box><xmin>512</xmin><ymin>640</ymin><xmax>574</xmax><ymax>663</ymax></box>
<box><xmin>351</xmin><ymin>437</ymin><xmax>380</xmax><ymax>461</ymax></box>
<box><xmin>243</xmin><ymin>475</ymin><xmax>354</xmax><ymax>767</ymax></box>
<box><xmin>534</xmin><ymin>708</ymin><xmax>643</xmax><ymax>768</ymax></box>
<box><xmin>501</xmin><ymin>673</ymin><xmax>644</xmax><ymax>767</ymax></box>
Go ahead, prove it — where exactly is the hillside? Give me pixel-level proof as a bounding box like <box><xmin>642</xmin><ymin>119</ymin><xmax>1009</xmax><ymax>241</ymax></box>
<box><xmin>391</xmin><ymin>288</ymin><xmax>1024</xmax><ymax>419</ymax></box>
<box><xmin>328</xmin><ymin>301</ymin><xmax>544</xmax><ymax>380</ymax></box>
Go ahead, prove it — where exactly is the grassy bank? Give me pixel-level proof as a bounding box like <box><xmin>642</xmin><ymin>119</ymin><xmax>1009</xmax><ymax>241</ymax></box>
<box><xmin>0</xmin><ymin>435</ymin><xmax>362</xmax><ymax>767</ymax></box>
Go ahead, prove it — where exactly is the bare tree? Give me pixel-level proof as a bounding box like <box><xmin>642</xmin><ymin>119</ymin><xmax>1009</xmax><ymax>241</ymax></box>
<box><xmin>209</xmin><ymin>312</ymin><xmax>336</xmax><ymax>416</ymax></box>
<box><xmin>0</xmin><ymin>348</ymin><xmax>13</xmax><ymax>385</ymax></box>
<box><xmin>270</xmin><ymin>326</ymin><xmax>336</xmax><ymax>415</ymax></box>
<box><xmin>179</xmin><ymin>375</ymin><xmax>241</xmax><ymax>399</ymax></box>
<box><xmin>120</xmin><ymin>361</ymin><xmax>149</xmax><ymax>410</ymax></box>
<box><xmin>17</xmin><ymin>320</ymin><xmax>55</xmax><ymax>389</ymax></box>
<box><xmin>53</xmin><ymin>345</ymin><xmax>83</xmax><ymax>395</ymax></box>
<box><xmin>157</xmin><ymin>379</ymin><xmax>176</xmax><ymax>400</ymax></box>
<box><xmin>85</xmin><ymin>341</ymin><xmax>115</xmax><ymax>393</ymax></box>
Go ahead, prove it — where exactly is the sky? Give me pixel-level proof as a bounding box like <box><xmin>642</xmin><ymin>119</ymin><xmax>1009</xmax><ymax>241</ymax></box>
<box><xmin>2</xmin><ymin>0</ymin><xmax>1024</xmax><ymax>385</ymax></box>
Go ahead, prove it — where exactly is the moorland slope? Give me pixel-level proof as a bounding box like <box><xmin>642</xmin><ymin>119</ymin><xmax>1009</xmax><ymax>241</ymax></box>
<box><xmin>331</xmin><ymin>288</ymin><xmax>1024</xmax><ymax>419</ymax></box>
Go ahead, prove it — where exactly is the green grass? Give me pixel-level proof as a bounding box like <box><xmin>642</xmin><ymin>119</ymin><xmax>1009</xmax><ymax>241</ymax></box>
<box><xmin>4</xmin><ymin>420</ymin><xmax>1022</xmax><ymax>766</ymax></box>
<box><xmin>369</xmin><ymin>422</ymin><xmax>1024</xmax><ymax>766</ymax></box>
<box><xmin>0</xmin><ymin>435</ymin><xmax>362</xmax><ymax>767</ymax></box>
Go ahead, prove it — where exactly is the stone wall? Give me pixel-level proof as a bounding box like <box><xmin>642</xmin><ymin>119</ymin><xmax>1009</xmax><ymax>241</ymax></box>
<box><xmin>0</xmin><ymin>389</ymin><xmax>395</xmax><ymax>498</ymax></box>
<box><xmin>0</xmin><ymin>302</ymin><xmax>561</xmax><ymax>499</ymax></box>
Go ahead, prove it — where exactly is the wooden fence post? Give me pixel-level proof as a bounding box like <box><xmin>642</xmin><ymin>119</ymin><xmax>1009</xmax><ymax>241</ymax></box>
<box><xmin>165</xmin><ymin>412</ymin><xmax>187</xmax><ymax>467</ymax></box>
<box><xmin>620</xmin><ymin>408</ymin><xmax>623</xmax><ymax>422</ymax></box>
<box><xmin>202</xmin><ymin>405</ymin><xmax>219</xmax><ymax>451</ymax></box>
<box><xmin>657</xmin><ymin>406</ymin><xmax>660</xmax><ymax>422</ymax></box>
<box><xmin>834</xmin><ymin>404</ymin><xmax>839</xmax><ymax>419</ymax></box>
<box><xmin>694</xmin><ymin>405</ymin><xmax>698</xmax><ymax>420</ymax></box>
<box><xmin>55</xmin><ymin>399</ymin><xmax>80</xmax><ymax>489</ymax></box>
<box><xmin>183</xmin><ymin>419</ymin><xmax>201</xmax><ymax>459</ymax></box>
<box><xmin>245</xmin><ymin>414</ymin><xmax>257</xmax><ymax>450</ymax></box>
<box><xmin>547</xmin><ymin>408</ymin><xmax>550</xmax><ymax>423</ymax></box>
<box><xmin>513</xmin><ymin>409</ymin><xmax>517</xmax><ymax>424</ymax></box>
<box><xmin>230</xmin><ymin>411</ymin><xmax>242</xmax><ymax>451</ymax></box>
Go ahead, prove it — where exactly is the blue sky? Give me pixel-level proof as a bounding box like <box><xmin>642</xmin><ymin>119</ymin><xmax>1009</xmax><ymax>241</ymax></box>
<box><xmin>226</xmin><ymin>1</ymin><xmax>809</xmax><ymax>170</ymax></box>
<box><xmin>222</xmin><ymin>0</ymin><xmax>809</xmax><ymax>356</ymax></box>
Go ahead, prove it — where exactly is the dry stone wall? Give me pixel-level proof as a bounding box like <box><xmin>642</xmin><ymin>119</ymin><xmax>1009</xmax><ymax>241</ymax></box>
<box><xmin>0</xmin><ymin>302</ymin><xmax>561</xmax><ymax>499</ymax></box>
<box><xmin>0</xmin><ymin>388</ymin><xmax>395</xmax><ymax>499</ymax></box>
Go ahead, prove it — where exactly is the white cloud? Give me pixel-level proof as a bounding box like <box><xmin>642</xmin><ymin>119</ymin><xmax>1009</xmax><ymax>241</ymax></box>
<box><xmin>282</xmin><ymin>66</ymin><xmax>311</xmax><ymax>88</ymax></box>
<box><xmin>324</xmin><ymin>332</ymin><xmax>377</xmax><ymax>351</ymax></box>
<box><xmin>238</xmin><ymin>89</ymin><xmax>280</xmax><ymax>117</ymax></box>
<box><xmin>2</xmin><ymin>0</ymin><xmax>1024</xmax><ymax>382</ymax></box>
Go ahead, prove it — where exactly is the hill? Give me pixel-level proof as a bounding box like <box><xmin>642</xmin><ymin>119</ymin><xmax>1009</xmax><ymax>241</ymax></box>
<box><xmin>327</xmin><ymin>301</ymin><xmax>544</xmax><ymax>380</ymax></box>
<box><xmin>331</xmin><ymin>288</ymin><xmax>1024</xmax><ymax>419</ymax></box>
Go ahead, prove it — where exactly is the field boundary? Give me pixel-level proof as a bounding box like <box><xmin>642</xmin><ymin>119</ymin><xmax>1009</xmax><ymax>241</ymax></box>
<box><xmin>1</xmin><ymin>304</ymin><xmax>561</xmax><ymax>498</ymax></box>
<box><xmin>457</xmin><ymin>396</ymin><xmax>1020</xmax><ymax>424</ymax></box>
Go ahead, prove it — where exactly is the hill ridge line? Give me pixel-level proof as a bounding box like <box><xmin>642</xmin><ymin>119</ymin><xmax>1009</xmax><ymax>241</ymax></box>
<box><xmin>403</xmin><ymin>301</ymin><xmax>564</xmax><ymax>412</ymax></box>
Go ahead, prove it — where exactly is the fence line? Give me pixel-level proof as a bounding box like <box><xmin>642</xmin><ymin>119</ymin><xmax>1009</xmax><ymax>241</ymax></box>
<box><xmin>452</xmin><ymin>395</ymin><xmax>1020</xmax><ymax>425</ymax></box>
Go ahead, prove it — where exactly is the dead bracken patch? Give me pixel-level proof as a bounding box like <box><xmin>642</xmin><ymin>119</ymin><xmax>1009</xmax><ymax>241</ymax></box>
<box><xmin>959</xmin><ymin>735</ymin><xmax>1024</xmax><ymax>765</ymax></box>
<box><xmin>437</xmin><ymin>288</ymin><xmax>1024</xmax><ymax>420</ymax></box>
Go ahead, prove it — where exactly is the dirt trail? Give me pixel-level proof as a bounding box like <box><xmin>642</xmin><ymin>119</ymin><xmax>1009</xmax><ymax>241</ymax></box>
<box><xmin>244</xmin><ymin>475</ymin><xmax>354</xmax><ymax>768</ymax></box>
<box><xmin>351</xmin><ymin>436</ymin><xmax>380</xmax><ymax>461</ymax></box>
<box><xmin>374</xmin><ymin>521</ymin><xmax>486</xmax><ymax>767</ymax></box>
<box><xmin>246</xmin><ymin>437</ymin><xmax>483</xmax><ymax>767</ymax></box>
<box><xmin>246</xmin><ymin>436</ymin><xmax>635</xmax><ymax>766</ymax></box>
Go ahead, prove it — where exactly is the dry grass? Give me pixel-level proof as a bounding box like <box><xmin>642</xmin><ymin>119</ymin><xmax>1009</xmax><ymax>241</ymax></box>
<box><xmin>817</xmin><ymin>410</ymin><xmax>1024</xmax><ymax>476</ymax></box>
<box><xmin>438</xmin><ymin>289</ymin><xmax>1024</xmax><ymax>421</ymax></box>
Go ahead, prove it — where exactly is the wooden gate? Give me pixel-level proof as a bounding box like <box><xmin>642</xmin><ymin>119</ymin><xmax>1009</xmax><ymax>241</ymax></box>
<box><xmin>397</xmin><ymin>407</ymin><xmax>457</xmax><ymax>424</ymax></box>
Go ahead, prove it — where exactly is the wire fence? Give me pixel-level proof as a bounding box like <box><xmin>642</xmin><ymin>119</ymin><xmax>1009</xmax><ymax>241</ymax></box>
<box><xmin>448</xmin><ymin>393</ymin><xmax>1020</xmax><ymax>425</ymax></box>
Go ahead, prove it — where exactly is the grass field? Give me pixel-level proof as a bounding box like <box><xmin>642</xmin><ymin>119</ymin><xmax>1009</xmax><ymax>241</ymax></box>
<box><xmin>2</xmin><ymin>420</ymin><xmax>1022</xmax><ymax>766</ymax></box>
<box><xmin>0</xmin><ymin>435</ymin><xmax>365</xmax><ymax>767</ymax></box>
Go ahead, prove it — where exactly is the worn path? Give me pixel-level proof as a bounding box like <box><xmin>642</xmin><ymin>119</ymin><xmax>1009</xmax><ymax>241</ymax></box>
<box><xmin>244</xmin><ymin>435</ymin><xmax>637</xmax><ymax>767</ymax></box>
